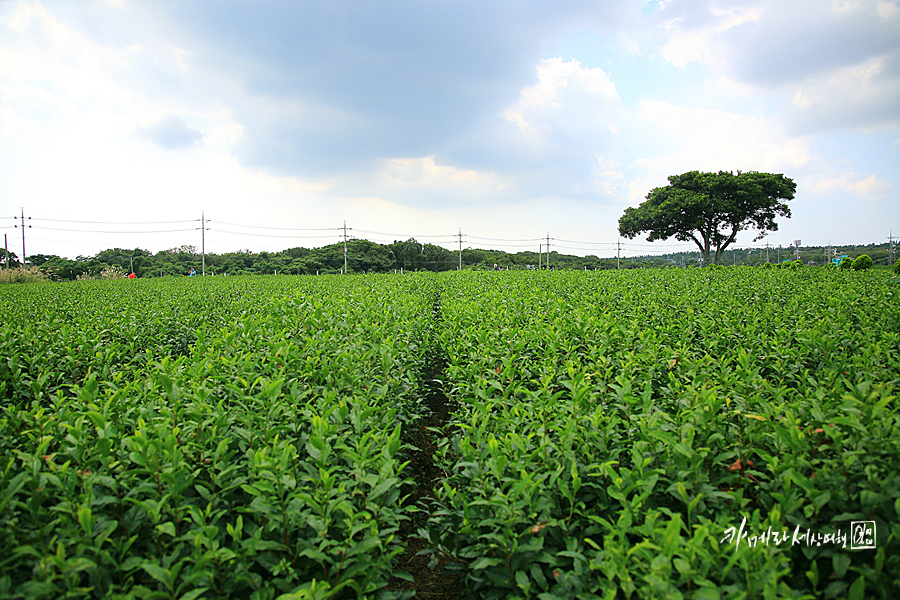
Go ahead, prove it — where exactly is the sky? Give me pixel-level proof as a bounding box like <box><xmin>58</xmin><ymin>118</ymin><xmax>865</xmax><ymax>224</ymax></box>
<box><xmin>0</xmin><ymin>0</ymin><xmax>898</xmax><ymax>261</ymax></box>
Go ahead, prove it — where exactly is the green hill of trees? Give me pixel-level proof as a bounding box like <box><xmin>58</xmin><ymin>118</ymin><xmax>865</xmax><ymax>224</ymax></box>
<box><xmin>8</xmin><ymin>239</ymin><xmax>897</xmax><ymax>280</ymax></box>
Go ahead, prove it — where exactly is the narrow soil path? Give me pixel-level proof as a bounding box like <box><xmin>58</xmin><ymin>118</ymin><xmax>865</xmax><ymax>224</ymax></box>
<box><xmin>388</xmin><ymin>289</ymin><xmax>463</xmax><ymax>598</ymax></box>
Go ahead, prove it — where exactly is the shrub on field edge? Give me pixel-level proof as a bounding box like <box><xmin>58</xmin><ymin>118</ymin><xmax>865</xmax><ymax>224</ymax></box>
<box><xmin>791</xmin><ymin>259</ymin><xmax>804</xmax><ymax>268</ymax></box>
<box><xmin>851</xmin><ymin>254</ymin><xmax>874</xmax><ymax>271</ymax></box>
<box><xmin>840</xmin><ymin>257</ymin><xmax>854</xmax><ymax>270</ymax></box>
<box><xmin>0</xmin><ymin>266</ymin><xmax>49</xmax><ymax>284</ymax></box>
<box><xmin>893</xmin><ymin>258</ymin><xmax>900</xmax><ymax>274</ymax></box>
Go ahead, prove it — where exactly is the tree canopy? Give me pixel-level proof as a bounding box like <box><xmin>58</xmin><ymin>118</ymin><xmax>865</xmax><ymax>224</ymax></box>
<box><xmin>618</xmin><ymin>170</ymin><xmax>796</xmax><ymax>265</ymax></box>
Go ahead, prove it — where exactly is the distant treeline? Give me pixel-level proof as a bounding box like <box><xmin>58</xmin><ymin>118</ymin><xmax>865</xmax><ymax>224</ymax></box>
<box><xmin>2</xmin><ymin>238</ymin><xmax>896</xmax><ymax>280</ymax></box>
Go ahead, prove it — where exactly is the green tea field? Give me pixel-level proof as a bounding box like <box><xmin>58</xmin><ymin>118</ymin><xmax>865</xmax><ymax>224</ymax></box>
<box><xmin>1</xmin><ymin>268</ymin><xmax>898</xmax><ymax>599</ymax></box>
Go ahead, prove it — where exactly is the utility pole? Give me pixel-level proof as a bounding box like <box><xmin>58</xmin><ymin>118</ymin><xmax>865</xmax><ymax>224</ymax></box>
<box><xmin>21</xmin><ymin>208</ymin><xmax>26</xmax><ymax>264</ymax></box>
<box><xmin>3</xmin><ymin>234</ymin><xmax>7</xmax><ymax>269</ymax></box>
<box><xmin>765</xmin><ymin>240</ymin><xmax>770</xmax><ymax>263</ymax></box>
<box><xmin>617</xmin><ymin>238</ymin><xmax>620</xmax><ymax>270</ymax></box>
<box><xmin>14</xmin><ymin>208</ymin><xmax>30</xmax><ymax>266</ymax></box>
<box><xmin>546</xmin><ymin>233</ymin><xmax>550</xmax><ymax>270</ymax></box>
<box><xmin>794</xmin><ymin>240</ymin><xmax>801</xmax><ymax>261</ymax></box>
<box><xmin>889</xmin><ymin>231</ymin><xmax>895</xmax><ymax>265</ymax></box>
<box><xmin>538</xmin><ymin>244</ymin><xmax>542</xmax><ymax>269</ymax></box>
<box><xmin>343</xmin><ymin>220</ymin><xmax>349</xmax><ymax>274</ymax></box>
<box><xmin>457</xmin><ymin>228</ymin><xmax>463</xmax><ymax>270</ymax></box>
<box><xmin>201</xmin><ymin>211</ymin><xmax>206</xmax><ymax>276</ymax></box>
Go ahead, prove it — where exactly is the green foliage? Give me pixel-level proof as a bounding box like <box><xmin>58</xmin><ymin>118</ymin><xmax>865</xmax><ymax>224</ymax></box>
<box><xmin>0</xmin><ymin>276</ymin><xmax>430</xmax><ymax>598</ymax></box>
<box><xmin>893</xmin><ymin>258</ymin><xmax>900</xmax><ymax>274</ymax></box>
<box><xmin>26</xmin><ymin>240</ymin><xmax>900</xmax><ymax>280</ymax></box>
<box><xmin>840</xmin><ymin>257</ymin><xmax>854</xmax><ymax>271</ymax></box>
<box><xmin>427</xmin><ymin>268</ymin><xmax>899</xmax><ymax>599</ymax></box>
<box><xmin>618</xmin><ymin>170</ymin><xmax>796</xmax><ymax>265</ymax></box>
<box><xmin>791</xmin><ymin>259</ymin><xmax>804</xmax><ymax>268</ymax></box>
<box><xmin>852</xmin><ymin>254</ymin><xmax>874</xmax><ymax>271</ymax></box>
<box><xmin>1</xmin><ymin>269</ymin><xmax>899</xmax><ymax>598</ymax></box>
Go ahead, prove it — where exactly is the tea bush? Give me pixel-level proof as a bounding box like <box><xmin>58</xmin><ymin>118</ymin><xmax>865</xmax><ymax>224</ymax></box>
<box><xmin>851</xmin><ymin>254</ymin><xmax>874</xmax><ymax>271</ymax></box>
<box><xmin>0</xmin><ymin>276</ymin><xmax>432</xmax><ymax>599</ymax></box>
<box><xmin>427</xmin><ymin>268</ymin><xmax>899</xmax><ymax>599</ymax></box>
<box><xmin>1</xmin><ymin>268</ymin><xmax>898</xmax><ymax>599</ymax></box>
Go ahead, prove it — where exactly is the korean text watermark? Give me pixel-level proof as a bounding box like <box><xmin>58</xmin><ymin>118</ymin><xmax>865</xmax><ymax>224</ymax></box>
<box><xmin>721</xmin><ymin>517</ymin><xmax>876</xmax><ymax>552</ymax></box>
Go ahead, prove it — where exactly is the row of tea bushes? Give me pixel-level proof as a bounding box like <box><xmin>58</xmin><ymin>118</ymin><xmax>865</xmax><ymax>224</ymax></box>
<box><xmin>1</xmin><ymin>275</ymin><xmax>434</xmax><ymax>599</ymax></box>
<box><xmin>428</xmin><ymin>268</ymin><xmax>900</xmax><ymax>599</ymax></box>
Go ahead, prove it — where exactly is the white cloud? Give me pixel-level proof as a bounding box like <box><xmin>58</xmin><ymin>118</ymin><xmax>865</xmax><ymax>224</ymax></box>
<box><xmin>782</xmin><ymin>53</ymin><xmax>900</xmax><ymax>132</ymax></box>
<box><xmin>651</xmin><ymin>0</ymin><xmax>900</xmax><ymax>134</ymax></box>
<box><xmin>618</xmin><ymin>32</ymin><xmax>642</xmax><ymax>56</ymax></box>
<box><xmin>138</xmin><ymin>113</ymin><xmax>203</xmax><ymax>149</ymax></box>
<box><xmin>627</xmin><ymin>100</ymin><xmax>812</xmax><ymax>203</ymax></box>
<box><xmin>205</xmin><ymin>122</ymin><xmax>244</xmax><ymax>147</ymax></box>
<box><xmin>833</xmin><ymin>0</ymin><xmax>861</xmax><ymax>12</ymax></box>
<box><xmin>1</xmin><ymin>2</ymin><xmax>134</xmax><ymax>110</ymax></box>
<box><xmin>592</xmin><ymin>157</ymin><xmax>625</xmax><ymax>195</ymax></box>
<box><xmin>486</xmin><ymin>55</ymin><xmax>626</xmax><ymax>200</ymax></box>
<box><xmin>336</xmin><ymin>156</ymin><xmax>513</xmax><ymax>208</ymax></box>
<box><xmin>659</xmin><ymin>3</ymin><xmax>762</xmax><ymax>69</ymax></box>
<box><xmin>876</xmin><ymin>0</ymin><xmax>900</xmax><ymax>19</ymax></box>
<box><xmin>504</xmin><ymin>57</ymin><xmax>620</xmax><ymax>138</ymax></box>
<box><xmin>792</xmin><ymin>89</ymin><xmax>812</xmax><ymax>108</ymax></box>
<box><xmin>811</xmin><ymin>171</ymin><xmax>892</xmax><ymax>198</ymax></box>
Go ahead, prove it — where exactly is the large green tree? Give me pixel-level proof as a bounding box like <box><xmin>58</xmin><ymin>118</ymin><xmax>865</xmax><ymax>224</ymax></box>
<box><xmin>618</xmin><ymin>170</ymin><xmax>796</xmax><ymax>265</ymax></box>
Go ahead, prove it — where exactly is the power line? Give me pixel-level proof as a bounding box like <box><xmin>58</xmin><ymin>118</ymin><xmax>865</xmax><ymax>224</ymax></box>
<box><xmin>354</xmin><ymin>228</ymin><xmax>457</xmax><ymax>239</ymax></box>
<box><xmin>30</xmin><ymin>218</ymin><xmax>198</xmax><ymax>225</ymax></box>
<box><xmin>467</xmin><ymin>235</ymin><xmax>544</xmax><ymax>242</ymax></box>
<box><xmin>35</xmin><ymin>226</ymin><xmax>200</xmax><ymax>234</ymax></box>
<box><xmin>463</xmin><ymin>241</ymin><xmax>544</xmax><ymax>248</ymax></box>
<box><xmin>211</xmin><ymin>228</ymin><xmax>343</xmax><ymax>240</ymax></box>
<box><xmin>211</xmin><ymin>220</ymin><xmax>339</xmax><ymax>232</ymax></box>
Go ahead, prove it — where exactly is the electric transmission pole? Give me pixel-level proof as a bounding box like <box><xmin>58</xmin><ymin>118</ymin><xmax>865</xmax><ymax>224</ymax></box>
<box><xmin>201</xmin><ymin>211</ymin><xmax>206</xmax><ymax>276</ymax></box>
<box><xmin>457</xmin><ymin>228</ymin><xmax>463</xmax><ymax>270</ymax></box>
<box><xmin>546</xmin><ymin>233</ymin><xmax>550</xmax><ymax>270</ymax></box>
<box><xmin>617</xmin><ymin>238</ymin><xmax>620</xmax><ymax>270</ymax></box>
<box><xmin>343</xmin><ymin>220</ymin><xmax>349</xmax><ymax>274</ymax></box>
<box><xmin>14</xmin><ymin>208</ymin><xmax>30</xmax><ymax>266</ymax></box>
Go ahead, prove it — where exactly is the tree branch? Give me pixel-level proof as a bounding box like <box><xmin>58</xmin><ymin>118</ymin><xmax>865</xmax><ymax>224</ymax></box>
<box><xmin>715</xmin><ymin>224</ymin><xmax>741</xmax><ymax>264</ymax></box>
